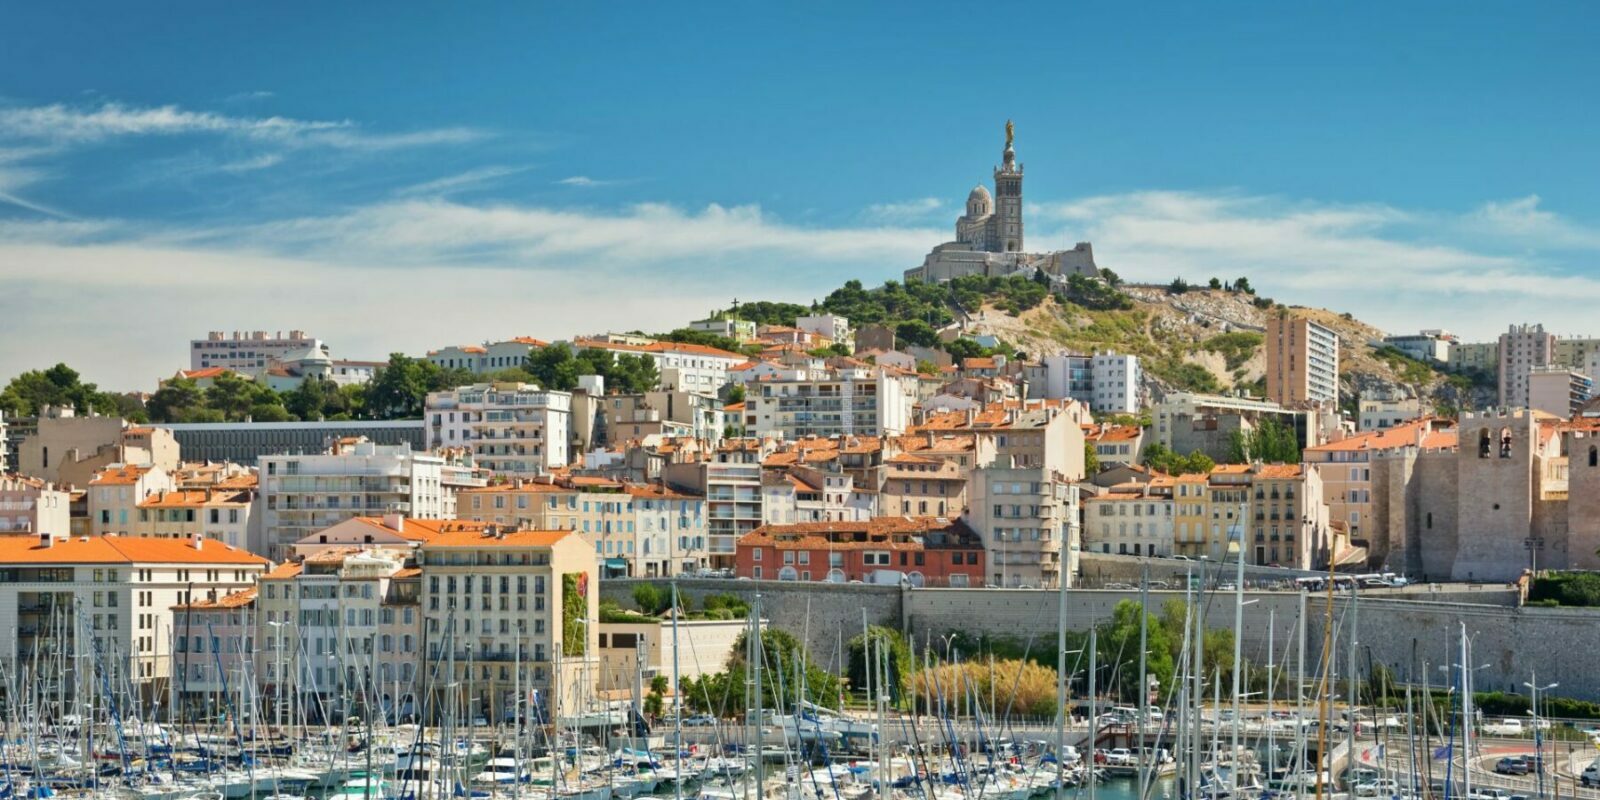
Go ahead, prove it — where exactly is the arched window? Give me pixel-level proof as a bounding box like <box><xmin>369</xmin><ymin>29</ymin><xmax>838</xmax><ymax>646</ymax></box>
<box><xmin>1479</xmin><ymin>429</ymin><xmax>1492</xmax><ymax>459</ymax></box>
<box><xmin>1499</xmin><ymin>427</ymin><xmax>1513</xmax><ymax>459</ymax></box>
<box><xmin>1590</xmin><ymin>445</ymin><xmax>1598</xmax><ymax>468</ymax></box>
<box><xmin>778</xmin><ymin>566</ymin><xmax>798</xmax><ymax>581</ymax></box>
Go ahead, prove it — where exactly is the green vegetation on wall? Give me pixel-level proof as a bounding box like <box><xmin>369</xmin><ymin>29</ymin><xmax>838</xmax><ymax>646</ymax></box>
<box><xmin>562</xmin><ymin>572</ymin><xmax>589</xmax><ymax>657</ymax></box>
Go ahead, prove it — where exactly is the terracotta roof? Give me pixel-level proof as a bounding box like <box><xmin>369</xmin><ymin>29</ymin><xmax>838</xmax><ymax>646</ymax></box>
<box><xmin>724</xmin><ymin>402</ymin><xmax>746</xmax><ymax>413</ymax></box>
<box><xmin>173</xmin><ymin>587</ymin><xmax>257</xmax><ymax>610</ymax></box>
<box><xmin>179</xmin><ymin>367</ymin><xmax>230</xmax><ymax>380</ymax></box>
<box><xmin>0</xmin><ymin>535</ymin><xmax>268</xmax><ymax>565</ymax></box>
<box><xmin>886</xmin><ymin>453</ymin><xmax>940</xmax><ymax>465</ymax></box>
<box><xmin>347</xmin><ymin>516</ymin><xmax>499</xmax><ymax>542</ymax></box>
<box><xmin>1254</xmin><ymin>464</ymin><xmax>1304</xmax><ymax>479</ymax></box>
<box><xmin>507</xmin><ymin>337</ymin><xmax>548</xmax><ymax>346</ymax></box>
<box><xmin>138</xmin><ymin>489</ymin><xmax>251</xmax><ymax>508</ymax></box>
<box><xmin>261</xmin><ymin>562</ymin><xmax>304</xmax><ymax>580</ymax></box>
<box><xmin>392</xmin><ymin>567</ymin><xmax>422</xmax><ymax>579</ymax></box>
<box><xmin>1306</xmin><ymin>418</ymin><xmax>1441</xmax><ymax>453</ymax></box>
<box><xmin>961</xmin><ymin>357</ymin><xmax>998</xmax><ymax>369</ymax></box>
<box><xmin>1088</xmin><ymin>425</ymin><xmax>1143</xmax><ymax>443</ymax></box>
<box><xmin>90</xmin><ymin>465</ymin><xmax>155</xmax><ymax>486</ymax></box>
<box><xmin>420</xmin><ymin>529</ymin><xmax>575</xmax><ymax>548</ymax></box>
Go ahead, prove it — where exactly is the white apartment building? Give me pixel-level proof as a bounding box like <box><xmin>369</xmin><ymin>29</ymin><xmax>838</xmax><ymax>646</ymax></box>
<box><xmin>964</xmin><ymin>466</ymin><xmax>1080</xmax><ymax>589</ymax></box>
<box><xmin>259</xmin><ymin>441</ymin><xmax>450</xmax><ymax>561</ymax></box>
<box><xmin>425</xmin><ymin>383</ymin><xmax>572</xmax><ymax>476</ymax></box>
<box><xmin>574</xmin><ymin>339</ymin><xmax>746</xmax><ymax>397</ymax></box>
<box><xmin>1382</xmin><ymin>330</ymin><xmax>1455</xmax><ymax>364</ymax></box>
<box><xmin>689</xmin><ymin>318</ymin><xmax>757</xmax><ymax>341</ymax></box>
<box><xmin>426</xmin><ymin>338</ymin><xmax>548</xmax><ymax>374</ymax></box>
<box><xmin>0</xmin><ymin>474</ymin><xmax>71</xmax><ymax>536</ymax></box>
<box><xmin>1499</xmin><ymin>323</ymin><xmax>1556</xmax><ymax>408</ymax></box>
<box><xmin>191</xmin><ymin>330</ymin><xmax>329</xmax><ymax>373</ymax></box>
<box><xmin>1037</xmin><ymin>352</ymin><xmax>1142</xmax><ymax>413</ymax></box>
<box><xmin>749</xmin><ymin>369</ymin><xmax>917</xmax><ymax>439</ymax></box>
<box><xmin>89</xmin><ymin>465</ymin><xmax>177</xmax><ymax>536</ymax></box>
<box><xmin>760</xmin><ymin>469</ymin><xmax>877</xmax><ymax>525</ymax></box>
<box><xmin>1358</xmin><ymin>394</ymin><xmax>1423</xmax><ymax>431</ymax></box>
<box><xmin>134</xmin><ymin>488</ymin><xmax>254</xmax><ymax>550</ymax></box>
<box><xmin>0</xmin><ymin>534</ymin><xmax>267</xmax><ymax>693</ymax></box>
<box><xmin>418</xmin><ymin>527</ymin><xmax>597</xmax><ymax>723</ymax></box>
<box><xmin>795</xmin><ymin>314</ymin><xmax>851</xmax><ymax>346</ymax></box>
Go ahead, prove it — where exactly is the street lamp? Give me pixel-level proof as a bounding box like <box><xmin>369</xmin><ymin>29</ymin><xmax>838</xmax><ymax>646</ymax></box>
<box><xmin>1524</xmin><ymin>675</ymin><xmax>1559</xmax><ymax>800</ymax></box>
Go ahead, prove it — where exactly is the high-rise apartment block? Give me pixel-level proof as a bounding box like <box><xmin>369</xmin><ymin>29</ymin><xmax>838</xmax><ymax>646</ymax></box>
<box><xmin>1265</xmin><ymin>316</ymin><xmax>1340</xmax><ymax>406</ymax></box>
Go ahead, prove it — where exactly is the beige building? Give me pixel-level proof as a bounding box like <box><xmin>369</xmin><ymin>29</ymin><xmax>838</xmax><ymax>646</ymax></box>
<box><xmin>425</xmin><ymin>382</ymin><xmax>573</xmax><ymax>477</ymax></box>
<box><xmin>1448</xmin><ymin>341</ymin><xmax>1500</xmax><ymax>373</ymax></box>
<box><xmin>880</xmin><ymin>453</ymin><xmax>968</xmax><ymax>517</ymax></box>
<box><xmin>595</xmin><ymin>616</ymin><xmax>754</xmax><ymax>695</ymax></box>
<box><xmin>1359</xmin><ymin>393</ymin><xmax>1423</xmax><ymax>431</ymax></box>
<box><xmin>1266</xmin><ymin>315</ymin><xmax>1340</xmax><ymax>407</ymax></box>
<box><xmin>0</xmin><ymin>474</ymin><xmax>72</xmax><ymax>536</ymax></box>
<box><xmin>1526</xmin><ymin>366</ymin><xmax>1593</xmax><ymax>417</ymax></box>
<box><xmin>418</xmin><ymin>526</ymin><xmax>597</xmax><ymax>724</ymax></box>
<box><xmin>749</xmin><ymin>368</ymin><xmax>918</xmax><ymax>439</ymax></box>
<box><xmin>458</xmin><ymin>479</ymin><xmax>709</xmax><ymax>578</ymax></box>
<box><xmin>1499</xmin><ymin>323</ymin><xmax>1556</xmax><ymax>408</ymax></box>
<box><xmin>1172</xmin><ymin>463</ymin><xmax>1337</xmax><ymax>569</ymax></box>
<box><xmin>964</xmin><ymin>466</ymin><xmax>1080</xmax><ymax>588</ymax></box>
<box><xmin>133</xmin><ymin>488</ymin><xmax>255</xmax><ymax>550</ymax></box>
<box><xmin>89</xmin><ymin>465</ymin><xmax>176</xmax><ymax>535</ymax></box>
<box><xmin>1083</xmin><ymin>478</ymin><xmax>1174</xmax><ymax>558</ymax></box>
<box><xmin>18</xmin><ymin>411</ymin><xmax>179</xmax><ymax>488</ymax></box>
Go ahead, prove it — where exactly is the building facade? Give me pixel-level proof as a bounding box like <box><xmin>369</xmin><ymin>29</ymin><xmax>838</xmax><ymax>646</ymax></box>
<box><xmin>0</xmin><ymin>474</ymin><xmax>71</xmax><ymax>536</ymax></box>
<box><xmin>425</xmin><ymin>382</ymin><xmax>573</xmax><ymax>476</ymax></box>
<box><xmin>964</xmin><ymin>466</ymin><xmax>1079</xmax><ymax>588</ymax></box>
<box><xmin>1499</xmin><ymin>324</ymin><xmax>1557</xmax><ymax>408</ymax></box>
<box><xmin>191</xmin><ymin>330</ymin><xmax>329</xmax><ymax>374</ymax></box>
<box><xmin>735</xmin><ymin>518</ymin><xmax>985</xmax><ymax>587</ymax></box>
<box><xmin>1526</xmin><ymin>366</ymin><xmax>1593</xmax><ymax>417</ymax></box>
<box><xmin>749</xmin><ymin>370</ymin><xmax>917</xmax><ymax>439</ymax></box>
<box><xmin>1266</xmin><ymin>316</ymin><xmax>1340</xmax><ymax>407</ymax></box>
<box><xmin>259</xmin><ymin>441</ymin><xmax>451</xmax><ymax>561</ymax></box>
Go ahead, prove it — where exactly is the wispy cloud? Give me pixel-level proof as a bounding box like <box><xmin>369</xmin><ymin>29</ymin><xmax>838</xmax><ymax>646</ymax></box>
<box><xmin>223</xmin><ymin>90</ymin><xmax>276</xmax><ymax>103</ymax></box>
<box><xmin>862</xmin><ymin>197</ymin><xmax>945</xmax><ymax>223</ymax></box>
<box><xmin>397</xmin><ymin>165</ymin><xmax>529</xmax><ymax>197</ymax></box>
<box><xmin>1469</xmin><ymin>195</ymin><xmax>1600</xmax><ymax>250</ymax></box>
<box><xmin>0</xmin><ymin>101</ymin><xmax>483</xmax><ymax>151</ymax></box>
<box><xmin>215</xmin><ymin>153</ymin><xmax>285</xmax><ymax>173</ymax></box>
<box><xmin>556</xmin><ymin>175</ymin><xmax>619</xmax><ymax>188</ymax></box>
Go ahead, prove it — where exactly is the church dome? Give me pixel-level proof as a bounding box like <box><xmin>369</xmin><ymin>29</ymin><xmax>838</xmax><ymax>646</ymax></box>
<box><xmin>966</xmin><ymin>184</ymin><xmax>992</xmax><ymax>216</ymax></box>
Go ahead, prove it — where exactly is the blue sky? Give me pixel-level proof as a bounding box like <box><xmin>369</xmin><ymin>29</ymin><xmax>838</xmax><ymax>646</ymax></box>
<box><xmin>3</xmin><ymin>2</ymin><xmax>1600</xmax><ymax>388</ymax></box>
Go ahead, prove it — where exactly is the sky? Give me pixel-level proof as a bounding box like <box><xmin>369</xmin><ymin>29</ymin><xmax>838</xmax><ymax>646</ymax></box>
<box><xmin>3</xmin><ymin>2</ymin><xmax>1600</xmax><ymax>390</ymax></box>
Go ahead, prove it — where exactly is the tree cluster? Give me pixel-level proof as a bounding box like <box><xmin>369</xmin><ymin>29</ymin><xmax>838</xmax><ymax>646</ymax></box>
<box><xmin>1140</xmin><ymin>442</ymin><xmax>1216</xmax><ymax>475</ymax></box>
<box><xmin>0</xmin><ymin>364</ymin><xmax>147</xmax><ymax>421</ymax></box>
<box><xmin>1227</xmin><ymin>417</ymin><xmax>1301</xmax><ymax>464</ymax></box>
<box><xmin>525</xmin><ymin>344</ymin><xmax>660</xmax><ymax>395</ymax></box>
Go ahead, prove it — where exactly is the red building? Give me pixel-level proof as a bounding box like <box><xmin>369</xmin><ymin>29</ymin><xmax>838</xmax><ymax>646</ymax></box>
<box><xmin>735</xmin><ymin>517</ymin><xmax>985</xmax><ymax>587</ymax></box>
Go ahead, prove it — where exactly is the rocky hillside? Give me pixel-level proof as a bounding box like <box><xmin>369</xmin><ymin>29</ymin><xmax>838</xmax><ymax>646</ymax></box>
<box><xmin>963</xmin><ymin>283</ymin><xmax>1495</xmax><ymax>413</ymax></box>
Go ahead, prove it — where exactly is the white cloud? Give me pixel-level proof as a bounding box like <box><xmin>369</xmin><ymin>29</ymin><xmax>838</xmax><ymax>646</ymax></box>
<box><xmin>557</xmin><ymin>175</ymin><xmax>618</xmax><ymax>187</ymax></box>
<box><xmin>216</xmin><ymin>153</ymin><xmax>285</xmax><ymax>173</ymax></box>
<box><xmin>1470</xmin><ymin>195</ymin><xmax>1600</xmax><ymax>250</ymax></box>
<box><xmin>224</xmin><ymin>90</ymin><xmax>276</xmax><ymax>103</ymax></box>
<box><xmin>0</xmin><ymin>101</ymin><xmax>483</xmax><ymax>151</ymax></box>
<box><xmin>862</xmin><ymin>197</ymin><xmax>945</xmax><ymax>223</ymax></box>
<box><xmin>397</xmin><ymin>165</ymin><xmax>529</xmax><ymax>197</ymax></box>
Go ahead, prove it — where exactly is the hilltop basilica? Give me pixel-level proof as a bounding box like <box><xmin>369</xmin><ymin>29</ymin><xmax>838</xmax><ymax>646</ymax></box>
<box><xmin>904</xmin><ymin>122</ymin><xmax>1101</xmax><ymax>284</ymax></box>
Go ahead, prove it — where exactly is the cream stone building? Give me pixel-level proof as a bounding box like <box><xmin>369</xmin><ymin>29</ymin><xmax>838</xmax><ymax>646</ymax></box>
<box><xmin>964</xmin><ymin>465</ymin><xmax>1079</xmax><ymax>588</ymax></box>
<box><xmin>1266</xmin><ymin>315</ymin><xmax>1340</xmax><ymax>407</ymax></box>
<box><xmin>425</xmin><ymin>382</ymin><xmax>573</xmax><ymax>476</ymax></box>
<box><xmin>0</xmin><ymin>474</ymin><xmax>71</xmax><ymax>536</ymax></box>
<box><xmin>1084</xmin><ymin>479</ymin><xmax>1174</xmax><ymax>558</ymax></box>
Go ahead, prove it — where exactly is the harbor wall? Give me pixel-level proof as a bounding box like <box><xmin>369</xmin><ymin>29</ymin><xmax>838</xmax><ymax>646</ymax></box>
<box><xmin>605</xmin><ymin>579</ymin><xmax>1600</xmax><ymax>701</ymax></box>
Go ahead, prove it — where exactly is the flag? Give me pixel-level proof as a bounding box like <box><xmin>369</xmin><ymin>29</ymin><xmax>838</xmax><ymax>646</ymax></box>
<box><xmin>1433</xmin><ymin>745</ymin><xmax>1451</xmax><ymax>759</ymax></box>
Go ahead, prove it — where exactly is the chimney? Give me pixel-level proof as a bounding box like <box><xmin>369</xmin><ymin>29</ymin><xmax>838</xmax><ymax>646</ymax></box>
<box><xmin>384</xmin><ymin>513</ymin><xmax>405</xmax><ymax>533</ymax></box>
<box><xmin>191</xmin><ymin>534</ymin><xmax>204</xmax><ymax>551</ymax></box>
<box><xmin>38</xmin><ymin>532</ymin><xmax>53</xmax><ymax>549</ymax></box>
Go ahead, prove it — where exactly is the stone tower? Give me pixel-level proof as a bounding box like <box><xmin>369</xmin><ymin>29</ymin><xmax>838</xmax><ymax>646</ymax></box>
<box><xmin>994</xmin><ymin>120</ymin><xmax>1024</xmax><ymax>253</ymax></box>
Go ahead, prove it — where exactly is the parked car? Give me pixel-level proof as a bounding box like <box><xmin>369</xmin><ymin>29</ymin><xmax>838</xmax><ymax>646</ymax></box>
<box><xmin>1104</xmin><ymin>748</ymin><xmax>1136</xmax><ymax>767</ymax></box>
<box><xmin>1495</xmin><ymin>757</ymin><xmax>1530</xmax><ymax>776</ymax></box>
<box><xmin>1582</xmin><ymin>759</ymin><xmax>1600</xmax><ymax>787</ymax></box>
<box><xmin>1468</xmin><ymin>789</ymin><xmax>1512</xmax><ymax>800</ymax></box>
<box><xmin>682</xmin><ymin>714</ymin><xmax>717</xmax><ymax>727</ymax></box>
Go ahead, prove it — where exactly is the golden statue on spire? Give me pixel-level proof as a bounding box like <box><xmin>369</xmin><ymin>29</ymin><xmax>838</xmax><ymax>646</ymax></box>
<box><xmin>1005</xmin><ymin>119</ymin><xmax>1014</xmax><ymax>148</ymax></box>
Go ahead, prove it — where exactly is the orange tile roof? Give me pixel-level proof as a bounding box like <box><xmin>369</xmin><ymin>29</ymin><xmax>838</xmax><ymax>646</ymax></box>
<box><xmin>1306</xmin><ymin>418</ymin><xmax>1440</xmax><ymax>453</ymax></box>
<box><xmin>391</xmin><ymin>567</ymin><xmax>422</xmax><ymax>579</ymax></box>
<box><xmin>740</xmin><ymin>517</ymin><xmax>981</xmax><ymax>551</ymax></box>
<box><xmin>508</xmin><ymin>337</ymin><xmax>548</xmax><ymax>346</ymax></box>
<box><xmin>174</xmin><ymin>587</ymin><xmax>257</xmax><ymax>610</ymax></box>
<box><xmin>961</xmin><ymin>357</ymin><xmax>998</xmax><ymax>369</ymax></box>
<box><xmin>90</xmin><ymin>465</ymin><xmax>156</xmax><ymax>486</ymax></box>
<box><xmin>138</xmin><ymin>489</ymin><xmax>251</xmax><ymax>508</ymax></box>
<box><xmin>0</xmin><ymin>535</ymin><xmax>268</xmax><ymax>565</ymax></box>
<box><xmin>1421</xmin><ymin>429</ymin><xmax>1459</xmax><ymax>449</ymax></box>
<box><xmin>179</xmin><ymin>367</ymin><xmax>230</xmax><ymax>380</ymax></box>
<box><xmin>1089</xmin><ymin>425</ymin><xmax>1143</xmax><ymax>443</ymax></box>
<box><xmin>261</xmin><ymin>562</ymin><xmax>304</xmax><ymax>580</ymax></box>
<box><xmin>420</xmin><ymin>529</ymin><xmax>575</xmax><ymax>548</ymax></box>
<box><xmin>347</xmin><ymin>516</ymin><xmax>499</xmax><ymax>541</ymax></box>
<box><xmin>1254</xmin><ymin>464</ymin><xmax>1304</xmax><ymax>479</ymax></box>
<box><xmin>725</xmin><ymin>401</ymin><xmax>746</xmax><ymax>412</ymax></box>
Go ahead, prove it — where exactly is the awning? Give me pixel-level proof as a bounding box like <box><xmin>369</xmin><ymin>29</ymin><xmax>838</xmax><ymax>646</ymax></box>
<box><xmin>604</xmin><ymin>558</ymin><xmax>629</xmax><ymax>570</ymax></box>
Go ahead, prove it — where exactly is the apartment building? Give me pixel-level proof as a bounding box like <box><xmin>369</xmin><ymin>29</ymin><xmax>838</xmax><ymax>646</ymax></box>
<box><xmin>1265</xmin><ymin>315</ymin><xmax>1340</xmax><ymax>406</ymax></box>
<box><xmin>1382</xmin><ymin>330</ymin><xmax>1455</xmax><ymax>364</ymax></box>
<box><xmin>759</xmin><ymin>467</ymin><xmax>876</xmax><ymax>525</ymax></box>
<box><xmin>688</xmin><ymin>317</ymin><xmax>757</xmax><ymax>341</ymax></box>
<box><xmin>1499</xmin><ymin>323</ymin><xmax>1556</xmax><ymax>408</ymax></box>
<box><xmin>18</xmin><ymin>411</ymin><xmax>179</xmax><ymax>489</ymax></box>
<box><xmin>1527</xmin><ymin>366</ymin><xmax>1593</xmax><ymax>417</ymax></box>
<box><xmin>1448</xmin><ymin>341</ymin><xmax>1499</xmax><ymax>374</ymax></box>
<box><xmin>1173</xmin><ymin>464</ymin><xmax>1335</xmax><ymax>568</ymax></box>
<box><xmin>577</xmin><ymin>390</ymin><xmax>725</xmax><ymax>451</ymax></box>
<box><xmin>0</xmin><ymin>533</ymin><xmax>267</xmax><ymax>695</ymax></box>
<box><xmin>457</xmin><ymin>479</ymin><xmax>709</xmax><ymax>578</ymax></box>
<box><xmin>879</xmin><ymin>453</ymin><xmax>968</xmax><ymax>517</ymax></box>
<box><xmin>735</xmin><ymin>517</ymin><xmax>985</xmax><ymax>587</ymax></box>
<box><xmin>171</xmin><ymin>588</ymin><xmax>256</xmax><ymax>712</ymax></box>
<box><xmin>964</xmin><ymin>466</ymin><xmax>1080</xmax><ymax>588</ymax></box>
<box><xmin>1087</xmin><ymin>425</ymin><xmax>1144</xmax><ymax>469</ymax></box>
<box><xmin>0</xmin><ymin>474</ymin><xmax>71</xmax><ymax>536</ymax></box>
<box><xmin>133</xmin><ymin>488</ymin><xmax>254</xmax><ymax>550</ymax></box>
<box><xmin>749</xmin><ymin>369</ymin><xmax>918</xmax><ymax>439</ymax></box>
<box><xmin>417</xmin><ymin>526</ymin><xmax>597</xmax><ymax>723</ymax></box>
<box><xmin>1358</xmin><ymin>393</ymin><xmax>1423</xmax><ymax>431</ymax></box>
<box><xmin>1304</xmin><ymin>418</ymin><xmax>1453</xmax><ymax>549</ymax></box>
<box><xmin>190</xmin><ymin>330</ymin><xmax>329</xmax><ymax>374</ymax></box>
<box><xmin>259</xmin><ymin>440</ymin><xmax>452</xmax><ymax>561</ymax></box>
<box><xmin>795</xmin><ymin>314</ymin><xmax>852</xmax><ymax>348</ymax></box>
<box><xmin>573</xmin><ymin>339</ymin><xmax>746</xmax><ymax>397</ymax></box>
<box><xmin>425</xmin><ymin>382</ymin><xmax>573</xmax><ymax>476</ymax></box>
<box><xmin>1083</xmin><ymin>479</ymin><xmax>1174</xmax><ymax>558</ymax></box>
<box><xmin>426</xmin><ymin>337</ymin><xmax>548</xmax><ymax>373</ymax></box>
<box><xmin>1036</xmin><ymin>352</ymin><xmax>1142</xmax><ymax>413</ymax></box>
<box><xmin>88</xmin><ymin>465</ymin><xmax>177</xmax><ymax>535</ymax></box>
<box><xmin>662</xmin><ymin>440</ymin><xmax>770</xmax><ymax>569</ymax></box>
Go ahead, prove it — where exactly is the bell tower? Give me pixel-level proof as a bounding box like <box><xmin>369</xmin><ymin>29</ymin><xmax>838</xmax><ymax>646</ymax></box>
<box><xmin>993</xmin><ymin>119</ymin><xmax>1024</xmax><ymax>253</ymax></box>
